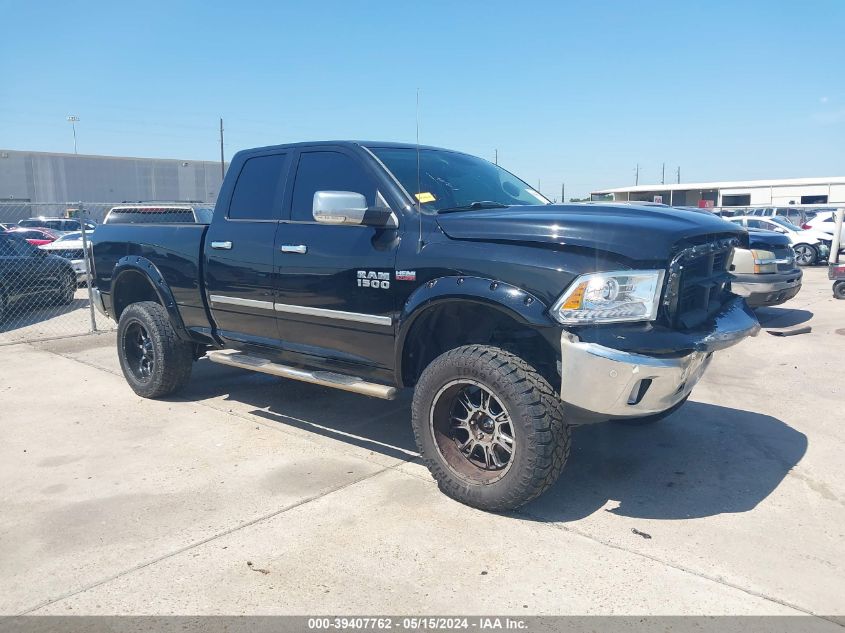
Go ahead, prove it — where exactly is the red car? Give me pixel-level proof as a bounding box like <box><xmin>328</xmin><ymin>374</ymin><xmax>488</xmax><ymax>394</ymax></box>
<box><xmin>3</xmin><ymin>227</ymin><xmax>58</xmax><ymax>246</ymax></box>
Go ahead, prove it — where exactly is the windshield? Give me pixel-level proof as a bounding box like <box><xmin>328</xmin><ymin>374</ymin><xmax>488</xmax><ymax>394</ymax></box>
<box><xmin>370</xmin><ymin>148</ymin><xmax>550</xmax><ymax>212</ymax></box>
<box><xmin>769</xmin><ymin>216</ymin><xmax>803</xmax><ymax>231</ymax></box>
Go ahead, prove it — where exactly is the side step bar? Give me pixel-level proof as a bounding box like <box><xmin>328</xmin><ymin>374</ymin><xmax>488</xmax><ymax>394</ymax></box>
<box><xmin>206</xmin><ymin>350</ymin><xmax>399</xmax><ymax>400</ymax></box>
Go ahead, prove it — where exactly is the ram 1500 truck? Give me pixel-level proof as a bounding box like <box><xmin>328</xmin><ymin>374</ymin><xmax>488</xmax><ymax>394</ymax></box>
<box><xmin>89</xmin><ymin>141</ymin><xmax>760</xmax><ymax>511</ymax></box>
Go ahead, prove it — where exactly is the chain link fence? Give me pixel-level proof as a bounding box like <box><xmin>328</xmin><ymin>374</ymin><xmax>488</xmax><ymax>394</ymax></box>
<box><xmin>0</xmin><ymin>202</ymin><xmax>116</xmax><ymax>345</ymax></box>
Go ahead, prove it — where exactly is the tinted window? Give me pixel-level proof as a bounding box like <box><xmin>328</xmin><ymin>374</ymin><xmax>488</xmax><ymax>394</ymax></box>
<box><xmin>291</xmin><ymin>151</ymin><xmax>376</xmax><ymax>222</ymax></box>
<box><xmin>228</xmin><ymin>153</ymin><xmax>287</xmax><ymax>220</ymax></box>
<box><xmin>2</xmin><ymin>235</ymin><xmax>35</xmax><ymax>255</ymax></box>
<box><xmin>105</xmin><ymin>208</ymin><xmax>195</xmax><ymax>224</ymax></box>
<box><xmin>745</xmin><ymin>220</ymin><xmax>767</xmax><ymax>229</ymax></box>
<box><xmin>194</xmin><ymin>207</ymin><xmax>214</xmax><ymax>224</ymax></box>
<box><xmin>0</xmin><ymin>237</ymin><xmax>15</xmax><ymax>256</ymax></box>
<box><xmin>18</xmin><ymin>219</ymin><xmax>43</xmax><ymax>227</ymax></box>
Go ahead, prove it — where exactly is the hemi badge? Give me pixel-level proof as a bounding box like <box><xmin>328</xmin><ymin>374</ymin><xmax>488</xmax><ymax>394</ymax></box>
<box><xmin>396</xmin><ymin>270</ymin><xmax>416</xmax><ymax>281</ymax></box>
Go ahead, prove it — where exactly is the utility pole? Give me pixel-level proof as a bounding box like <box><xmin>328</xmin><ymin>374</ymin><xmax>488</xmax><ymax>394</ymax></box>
<box><xmin>635</xmin><ymin>164</ymin><xmax>639</xmax><ymax>185</ymax></box>
<box><xmin>661</xmin><ymin>162</ymin><xmax>665</xmax><ymax>185</ymax></box>
<box><xmin>219</xmin><ymin>118</ymin><xmax>225</xmax><ymax>179</ymax></box>
<box><xmin>494</xmin><ymin>149</ymin><xmax>498</xmax><ymax>165</ymax></box>
<box><xmin>561</xmin><ymin>182</ymin><xmax>565</xmax><ymax>203</ymax></box>
<box><xmin>537</xmin><ymin>179</ymin><xmax>541</xmax><ymax>194</ymax></box>
<box><xmin>676</xmin><ymin>166</ymin><xmax>681</xmax><ymax>184</ymax></box>
<box><xmin>67</xmin><ymin>115</ymin><xmax>79</xmax><ymax>154</ymax></box>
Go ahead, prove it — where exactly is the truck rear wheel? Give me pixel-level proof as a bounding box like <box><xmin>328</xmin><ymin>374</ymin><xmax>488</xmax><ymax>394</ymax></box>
<box><xmin>117</xmin><ymin>301</ymin><xmax>193</xmax><ymax>398</ymax></box>
<box><xmin>411</xmin><ymin>345</ymin><xmax>570</xmax><ymax>512</ymax></box>
<box><xmin>834</xmin><ymin>281</ymin><xmax>845</xmax><ymax>300</ymax></box>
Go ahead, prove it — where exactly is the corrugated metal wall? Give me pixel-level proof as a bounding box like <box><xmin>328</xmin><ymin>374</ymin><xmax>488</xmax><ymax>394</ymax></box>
<box><xmin>0</xmin><ymin>150</ymin><xmax>226</xmax><ymax>203</ymax></box>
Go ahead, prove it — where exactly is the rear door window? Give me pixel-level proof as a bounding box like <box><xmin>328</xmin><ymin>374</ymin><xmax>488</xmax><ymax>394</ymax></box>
<box><xmin>228</xmin><ymin>153</ymin><xmax>288</xmax><ymax>220</ymax></box>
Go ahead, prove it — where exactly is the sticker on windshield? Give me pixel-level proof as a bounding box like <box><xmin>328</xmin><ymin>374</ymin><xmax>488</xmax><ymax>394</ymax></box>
<box><xmin>415</xmin><ymin>192</ymin><xmax>436</xmax><ymax>203</ymax></box>
<box><xmin>526</xmin><ymin>189</ymin><xmax>547</xmax><ymax>203</ymax></box>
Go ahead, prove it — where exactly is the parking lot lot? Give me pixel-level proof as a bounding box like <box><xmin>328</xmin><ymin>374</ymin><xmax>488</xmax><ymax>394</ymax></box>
<box><xmin>0</xmin><ymin>266</ymin><xmax>842</xmax><ymax>617</ymax></box>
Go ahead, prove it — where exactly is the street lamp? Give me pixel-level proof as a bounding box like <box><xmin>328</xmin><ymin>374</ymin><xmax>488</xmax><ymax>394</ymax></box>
<box><xmin>66</xmin><ymin>115</ymin><xmax>80</xmax><ymax>154</ymax></box>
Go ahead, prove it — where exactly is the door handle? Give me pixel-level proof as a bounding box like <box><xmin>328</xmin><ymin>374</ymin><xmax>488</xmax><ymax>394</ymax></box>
<box><xmin>210</xmin><ymin>241</ymin><xmax>233</xmax><ymax>250</ymax></box>
<box><xmin>280</xmin><ymin>244</ymin><xmax>308</xmax><ymax>254</ymax></box>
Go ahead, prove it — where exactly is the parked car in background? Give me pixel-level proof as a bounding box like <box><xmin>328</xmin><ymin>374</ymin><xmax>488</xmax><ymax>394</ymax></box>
<box><xmin>729</xmin><ymin>229</ymin><xmax>802</xmax><ymax>307</ymax></box>
<box><xmin>0</xmin><ymin>223</ymin><xmax>17</xmax><ymax>231</ymax></box>
<box><xmin>102</xmin><ymin>203</ymin><xmax>214</xmax><ymax>225</ymax></box>
<box><xmin>38</xmin><ymin>231</ymin><xmax>88</xmax><ymax>284</ymax></box>
<box><xmin>727</xmin><ymin>216</ymin><xmax>832</xmax><ymax>266</ymax></box>
<box><xmin>3</xmin><ymin>227</ymin><xmax>59</xmax><ymax>247</ymax></box>
<box><xmin>0</xmin><ymin>233</ymin><xmax>77</xmax><ymax>322</ymax></box>
<box><xmin>803</xmin><ymin>209</ymin><xmax>845</xmax><ymax>243</ymax></box>
<box><xmin>747</xmin><ymin>207</ymin><xmax>816</xmax><ymax>227</ymax></box>
<box><xmin>18</xmin><ymin>217</ymin><xmax>97</xmax><ymax>234</ymax></box>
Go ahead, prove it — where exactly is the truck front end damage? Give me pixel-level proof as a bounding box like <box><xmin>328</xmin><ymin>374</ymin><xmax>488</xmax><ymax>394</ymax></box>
<box><xmin>552</xmin><ymin>235</ymin><xmax>760</xmax><ymax>422</ymax></box>
<box><xmin>559</xmin><ymin>297</ymin><xmax>759</xmax><ymax>421</ymax></box>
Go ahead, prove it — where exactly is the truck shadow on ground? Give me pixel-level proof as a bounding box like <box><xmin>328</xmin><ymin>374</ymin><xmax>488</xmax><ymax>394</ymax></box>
<box><xmin>184</xmin><ymin>360</ymin><xmax>807</xmax><ymax>523</ymax></box>
<box><xmin>753</xmin><ymin>306</ymin><xmax>814</xmax><ymax>328</ymax></box>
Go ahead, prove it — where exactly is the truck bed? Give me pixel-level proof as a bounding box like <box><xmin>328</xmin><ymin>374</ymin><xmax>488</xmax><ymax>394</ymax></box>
<box><xmin>91</xmin><ymin>223</ymin><xmax>212</xmax><ymax>334</ymax></box>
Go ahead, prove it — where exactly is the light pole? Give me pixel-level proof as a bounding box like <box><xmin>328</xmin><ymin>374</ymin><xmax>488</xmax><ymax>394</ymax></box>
<box><xmin>67</xmin><ymin>116</ymin><xmax>79</xmax><ymax>154</ymax></box>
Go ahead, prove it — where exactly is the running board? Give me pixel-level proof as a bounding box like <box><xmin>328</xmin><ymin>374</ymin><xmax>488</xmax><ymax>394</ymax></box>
<box><xmin>206</xmin><ymin>350</ymin><xmax>399</xmax><ymax>400</ymax></box>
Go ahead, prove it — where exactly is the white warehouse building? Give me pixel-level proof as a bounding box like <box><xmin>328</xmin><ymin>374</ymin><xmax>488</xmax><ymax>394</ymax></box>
<box><xmin>591</xmin><ymin>176</ymin><xmax>845</xmax><ymax>208</ymax></box>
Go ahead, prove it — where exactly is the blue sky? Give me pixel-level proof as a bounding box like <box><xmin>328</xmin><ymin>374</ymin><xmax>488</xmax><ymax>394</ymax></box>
<box><xmin>1</xmin><ymin>0</ymin><xmax>843</xmax><ymax>198</ymax></box>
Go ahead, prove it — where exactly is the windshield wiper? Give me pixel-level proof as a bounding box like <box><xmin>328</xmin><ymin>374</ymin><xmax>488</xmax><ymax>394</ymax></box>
<box><xmin>438</xmin><ymin>201</ymin><xmax>510</xmax><ymax>214</ymax></box>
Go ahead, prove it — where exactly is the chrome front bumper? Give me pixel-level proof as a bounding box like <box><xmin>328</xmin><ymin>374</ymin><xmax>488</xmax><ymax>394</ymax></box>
<box><xmin>559</xmin><ymin>333</ymin><xmax>712</xmax><ymax>420</ymax></box>
<box><xmin>558</xmin><ymin>297</ymin><xmax>760</xmax><ymax>421</ymax></box>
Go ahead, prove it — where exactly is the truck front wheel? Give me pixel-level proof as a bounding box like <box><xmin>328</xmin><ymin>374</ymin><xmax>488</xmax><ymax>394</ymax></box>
<box><xmin>411</xmin><ymin>345</ymin><xmax>570</xmax><ymax>512</ymax></box>
<box><xmin>117</xmin><ymin>301</ymin><xmax>193</xmax><ymax>398</ymax></box>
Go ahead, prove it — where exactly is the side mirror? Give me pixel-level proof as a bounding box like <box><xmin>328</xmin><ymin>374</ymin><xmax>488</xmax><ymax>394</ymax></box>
<box><xmin>312</xmin><ymin>191</ymin><xmax>394</xmax><ymax>227</ymax></box>
<box><xmin>313</xmin><ymin>191</ymin><xmax>368</xmax><ymax>225</ymax></box>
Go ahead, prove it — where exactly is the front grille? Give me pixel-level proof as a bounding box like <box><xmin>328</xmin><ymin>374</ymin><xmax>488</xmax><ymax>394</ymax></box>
<box><xmin>663</xmin><ymin>237</ymin><xmax>739</xmax><ymax>329</ymax></box>
<box><xmin>773</xmin><ymin>246</ymin><xmax>795</xmax><ymax>272</ymax></box>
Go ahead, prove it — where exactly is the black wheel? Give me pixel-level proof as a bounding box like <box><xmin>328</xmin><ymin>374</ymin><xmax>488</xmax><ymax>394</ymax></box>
<box><xmin>793</xmin><ymin>244</ymin><xmax>818</xmax><ymax>266</ymax></box>
<box><xmin>53</xmin><ymin>270</ymin><xmax>76</xmax><ymax>306</ymax></box>
<box><xmin>117</xmin><ymin>301</ymin><xmax>193</xmax><ymax>398</ymax></box>
<box><xmin>411</xmin><ymin>345</ymin><xmax>570</xmax><ymax>512</ymax></box>
<box><xmin>614</xmin><ymin>394</ymin><xmax>690</xmax><ymax>426</ymax></box>
<box><xmin>834</xmin><ymin>281</ymin><xmax>845</xmax><ymax>300</ymax></box>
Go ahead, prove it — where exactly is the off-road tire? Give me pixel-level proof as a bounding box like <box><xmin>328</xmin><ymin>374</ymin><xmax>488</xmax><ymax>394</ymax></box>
<box><xmin>613</xmin><ymin>394</ymin><xmax>690</xmax><ymax>426</ymax></box>
<box><xmin>793</xmin><ymin>243</ymin><xmax>818</xmax><ymax>267</ymax></box>
<box><xmin>834</xmin><ymin>281</ymin><xmax>845</xmax><ymax>300</ymax></box>
<box><xmin>411</xmin><ymin>345</ymin><xmax>570</xmax><ymax>512</ymax></box>
<box><xmin>117</xmin><ymin>301</ymin><xmax>193</xmax><ymax>398</ymax></box>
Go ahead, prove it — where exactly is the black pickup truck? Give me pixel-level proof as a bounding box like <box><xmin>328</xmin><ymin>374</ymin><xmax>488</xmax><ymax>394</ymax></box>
<box><xmin>90</xmin><ymin>141</ymin><xmax>760</xmax><ymax>511</ymax></box>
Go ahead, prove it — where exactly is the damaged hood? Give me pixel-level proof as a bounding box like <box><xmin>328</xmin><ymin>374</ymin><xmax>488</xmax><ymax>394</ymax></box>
<box><xmin>435</xmin><ymin>203</ymin><xmax>745</xmax><ymax>262</ymax></box>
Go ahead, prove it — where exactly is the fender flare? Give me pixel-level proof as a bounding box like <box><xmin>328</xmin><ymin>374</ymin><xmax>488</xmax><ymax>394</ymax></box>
<box><xmin>111</xmin><ymin>256</ymin><xmax>191</xmax><ymax>341</ymax></box>
<box><xmin>394</xmin><ymin>275</ymin><xmax>554</xmax><ymax>383</ymax></box>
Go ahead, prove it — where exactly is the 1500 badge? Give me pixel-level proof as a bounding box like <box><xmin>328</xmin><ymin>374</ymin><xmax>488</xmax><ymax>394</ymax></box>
<box><xmin>357</xmin><ymin>270</ymin><xmax>390</xmax><ymax>289</ymax></box>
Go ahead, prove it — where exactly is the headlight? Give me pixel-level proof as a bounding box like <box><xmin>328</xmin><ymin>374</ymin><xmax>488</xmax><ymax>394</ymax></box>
<box><xmin>750</xmin><ymin>249</ymin><xmax>777</xmax><ymax>274</ymax></box>
<box><xmin>550</xmin><ymin>270</ymin><xmax>665</xmax><ymax>325</ymax></box>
